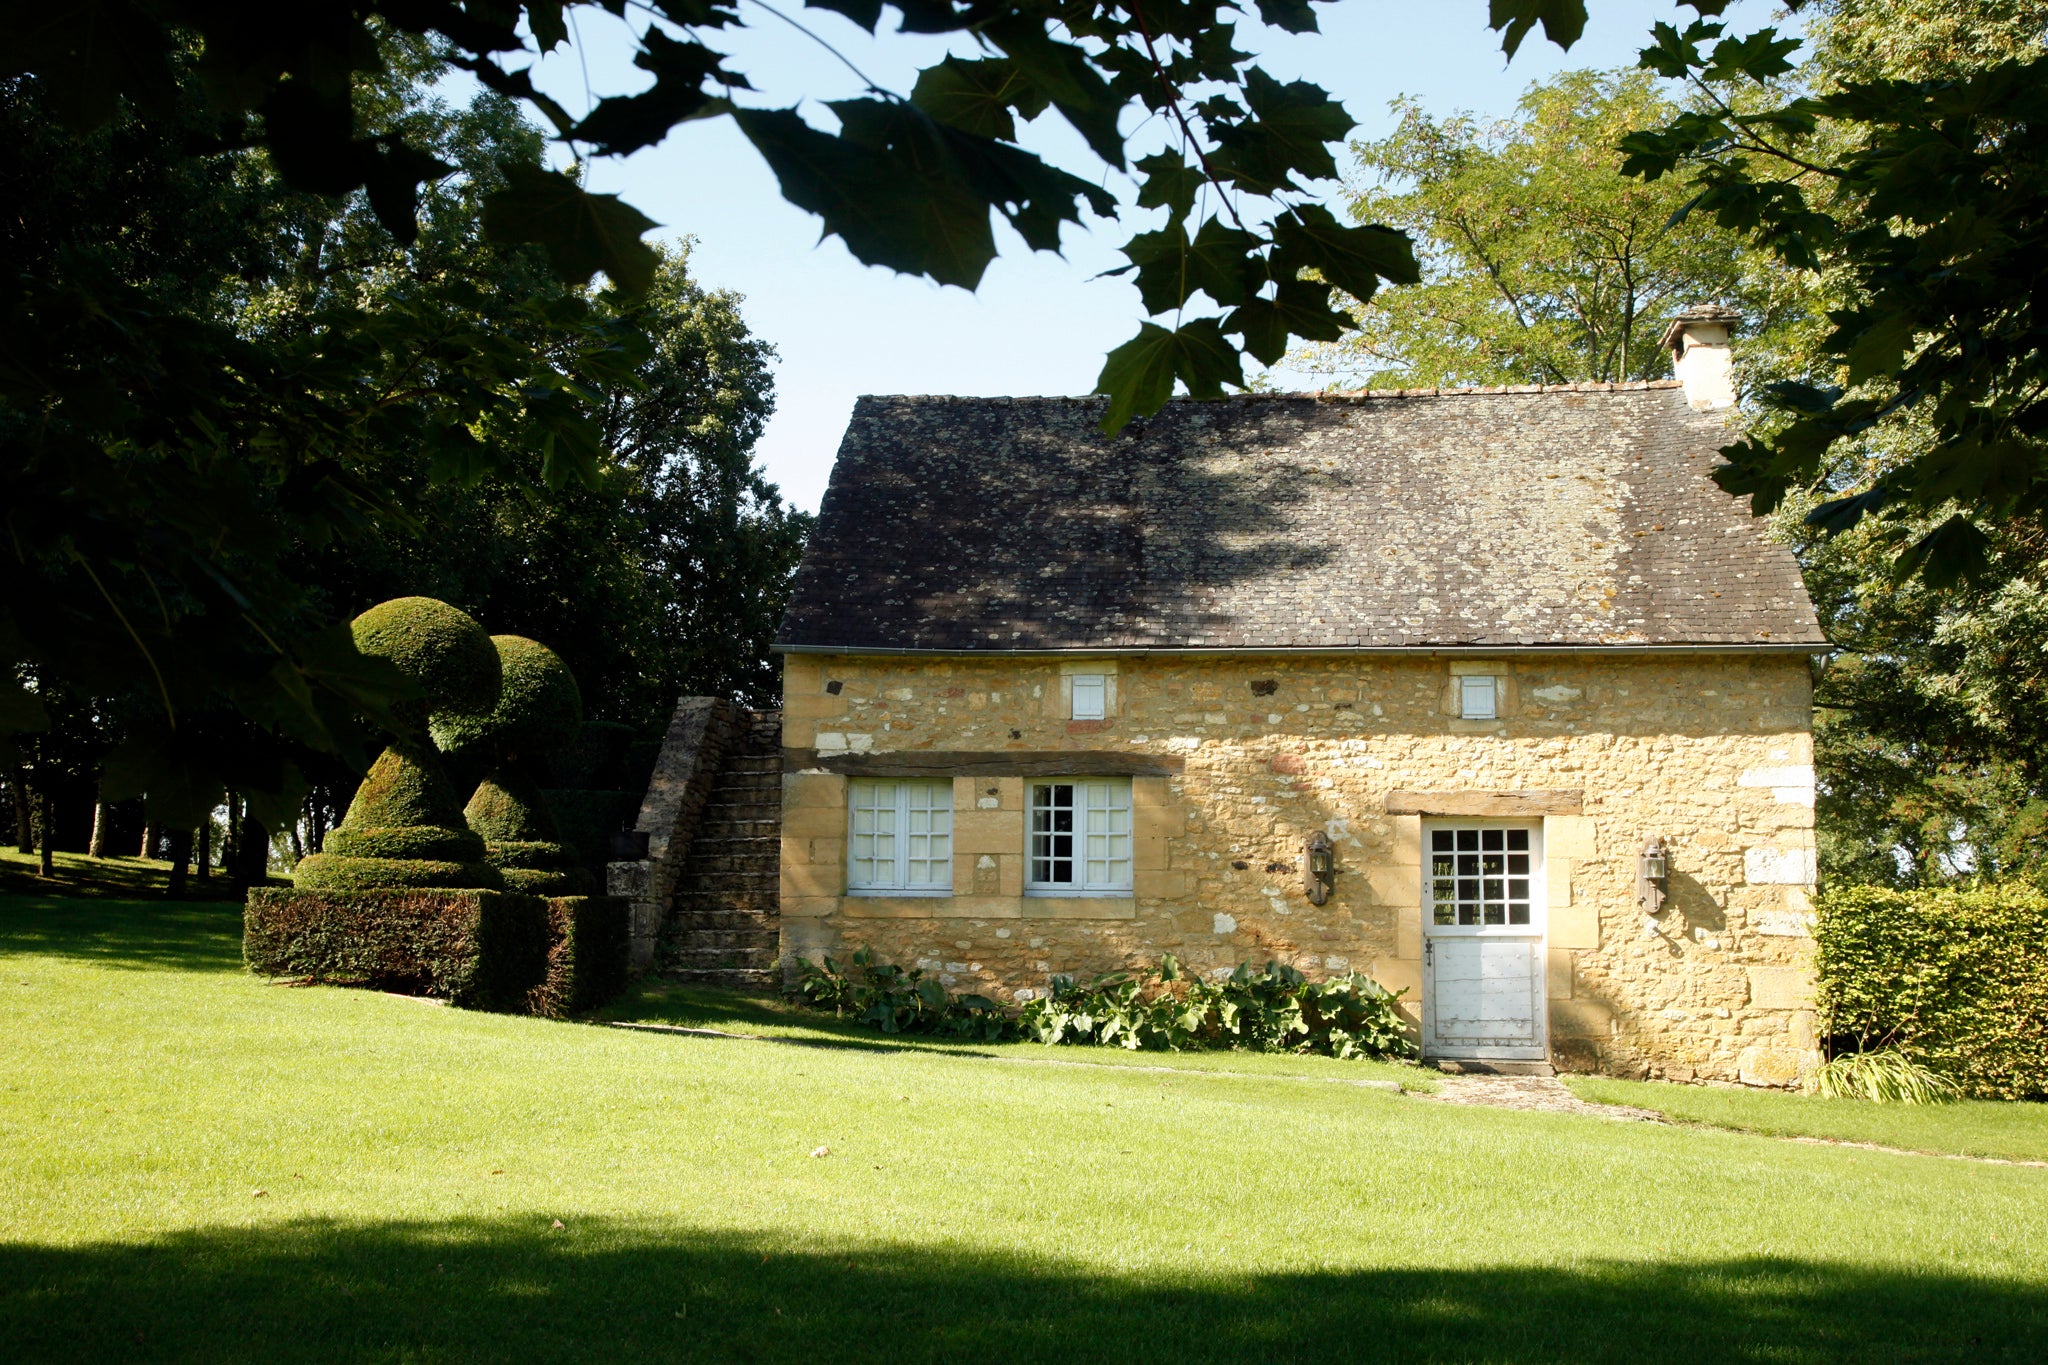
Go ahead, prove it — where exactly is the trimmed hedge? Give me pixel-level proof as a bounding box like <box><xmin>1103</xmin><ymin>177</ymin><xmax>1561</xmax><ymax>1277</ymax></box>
<box><xmin>526</xmin><ymin>896</ymin><xmax>631</xmax><ymax>1018</ymax></box>
<box><xmin>297</xmin><ymin>738</ymin><xmax>499</xmax><ymax>891</ymax></box>
<box><xmin>433</xmin><ymin>635</ymin><xmax>582</xmax><ymax>759</ymax></box>
<box><xmin>245</xmin><ymin>887</ymin><xmax>548</xmax><ymax>1011</ymax></box>
<box><xmin>351</xmin><ymin>596</ymin><xmax>501</xmax><ymax>721</ymax></box>
<box><xmin>291</xmin><ymin>856</ymin><xmax>503</xmax><ymax>891</ymax></box>
<box><xmin>1816</xmin><ymin>883</ymin><xmax>2048</xmax><ymax>1099</ymax></box>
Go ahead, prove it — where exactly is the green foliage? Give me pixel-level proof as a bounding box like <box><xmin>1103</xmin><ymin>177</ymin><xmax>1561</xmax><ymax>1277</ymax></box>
<box><xmin>432</xmin><ymin>636</ymin><xmax>581</xmax><ymax>762</ymax></box>
<box><xmin>293</xmin><ymin>739</ymin><xmax>498</xmax><ymax>891</ymax></box>
<box><xmin>1806</xmin><ymin>1048</ymin><xmax>1961</xmax><ymax>1105</ymax></box>
<box><xmin>526</xmin><ymin>895</ymin><xmax>631</xmax><ymax>1018</ymax></box>
<box><xmin>1298</xmin><ymin>68</ymin><xmax>1806</xmax><ymax>389</ymax></box>
<box><xmin>6</xmin><ymin>0</ymin><xmax>1592</xmax><ymax>441</ymax></box>
<box><xmin>1620</xmin><ymin>3</ymin><xmax>2048</xmax><ymax>585</ymax></box>
<box><xmin>796</xmin><ymin>949</ymin><xmax>1415</xmax><ymax>1059</ymax></box>
<box><xmin>467</xmin><ymin>775</ymin><xmax>593</xmax><ymax>896</ymax></box>
<box><xmin>352</xmin><ymin>599</ymin><xmax>501</xmax><ymax>722</ymax></box>
<box><xmin>1020</xmin><ymin>958</ymin><xmax>1416</xmax><ymax>1060</ymax></box>
<box><xmin>243</xmin><ymin>887</ymin><xmax>549</xmax><ymax>1011</ymax></box>
<box><xmin>796</xmin><ymin>947</ymin><xmax>1014</xmax><ymax>1041</ymax></box>
<box><xmin>541</xmin><ymin>789</ymin><xmax>644</xmax><ymax>871</ymax></box>
<box><xmin>1815</xmin><ymin>883</ymin><xmax>2048</xmax><ymax>1098</ymax></box>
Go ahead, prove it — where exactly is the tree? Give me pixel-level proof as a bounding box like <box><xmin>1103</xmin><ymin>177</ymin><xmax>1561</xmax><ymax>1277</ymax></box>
<box><xmin>1622</xmin><ymin>0</ymin><xmax>2048</xmax><ymax>584</ymax></box>
<box><xmin>1296</xmin><ymin>68</ymin><xmax>1807</xmax><ymax>389</ymax></box>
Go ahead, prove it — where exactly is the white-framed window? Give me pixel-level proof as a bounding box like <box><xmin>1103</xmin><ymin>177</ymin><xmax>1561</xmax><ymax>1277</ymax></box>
<box><xmin>847</xmin><ymin>779</ymin><xmax>953</xmax><ymax>894</ymax></box>
<box><xmin>1070</xmin><ymin>673</ymin><xmax>1107</xmax><ymax>720</ymax></box>
<box><xmin>1428</xmin><ymin>826</ymin><xmax>1537</xmax><ymax>927</ymax></box>
<box><xmin>1459</xmin><ymin>675</ymin><xmax>1498</xmax><ymax>720</ymax></box>
<box><xmin>1027</xmin><ymin>779</ymin><xmax>1132</xmax><ymax>894</ymax></box>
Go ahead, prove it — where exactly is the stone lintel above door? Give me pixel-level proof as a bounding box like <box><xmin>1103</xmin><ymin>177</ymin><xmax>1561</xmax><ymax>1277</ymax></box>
<box><xmin>1386</xmin><ymin>790</ymin><xmax>1583</xmax><ymax>817</ymax></box>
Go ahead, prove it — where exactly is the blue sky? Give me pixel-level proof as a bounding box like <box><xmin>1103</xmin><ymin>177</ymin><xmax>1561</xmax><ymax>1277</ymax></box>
<box><xmin>518</xmin><ymin>1</ymin><xmax>1790</xmax><ymax>510</ymax></box>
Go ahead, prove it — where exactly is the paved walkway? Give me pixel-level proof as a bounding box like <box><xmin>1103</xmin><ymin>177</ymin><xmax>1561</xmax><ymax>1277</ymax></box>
<box><xmin>1423</xmin><ymin>1072</ymin><xmax>1665</xmax><ymax>1121</ymax></box>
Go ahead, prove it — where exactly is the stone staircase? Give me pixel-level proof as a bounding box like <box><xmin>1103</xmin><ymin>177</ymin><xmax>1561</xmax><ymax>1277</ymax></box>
<box><xmin>655</xmin><ymin>710</ymin><xmax>782</xmax><ymax>988</ymax></box>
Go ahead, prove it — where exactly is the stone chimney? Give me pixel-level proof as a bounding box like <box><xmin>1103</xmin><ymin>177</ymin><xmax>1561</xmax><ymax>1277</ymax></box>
<box><xmin>1661</xmin><ymin>304</ymin><xmax>1740</xmax><ymax>411</ymax></box>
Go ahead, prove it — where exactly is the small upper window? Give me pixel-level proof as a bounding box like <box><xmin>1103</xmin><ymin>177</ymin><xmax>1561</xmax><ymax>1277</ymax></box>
<box><xmin>1070</xmin><ymin>674</ymin><xmax>1107</xmax><ymax>720</ymax></box>
<box><xmin>848</xmin><ymin>779</ymin><xmax>953</xmax><ymax>894</ymax></box>
<box><xmin>1459</xmin><ymin>675</ymin><xmax>1498</xmax><ymax>720</ymax></box>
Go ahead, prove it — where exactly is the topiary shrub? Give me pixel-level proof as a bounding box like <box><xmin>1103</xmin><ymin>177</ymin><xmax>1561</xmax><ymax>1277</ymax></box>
<box><xmin>1816</xmin><ymin>882</ymin><xmax>2048</xmax><ymax>1099</ymax></box>
<box><xmin>244</xmin><ymin>887</ymin><xmax>549</xmax><ymax>1011</ymax></box>
<box><xmin>438</xmin><ymin>636</ymin><xmax>592</xmax><ymax>895</ymax></box>
<box><xmin>294</xmin><ymin>600</ymin><xmax>502</xmax><ymax>892</ymax></box>
<box><xmin>525</xmin><ymin>896</ymin><xmax>631</xmax><ymax>1017</ymax></box>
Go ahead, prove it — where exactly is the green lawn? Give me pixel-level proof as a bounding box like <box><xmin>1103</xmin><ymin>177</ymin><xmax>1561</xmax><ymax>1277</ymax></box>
<box><xmin>0</xmin><ymin>846</ymin><xmax>247</xmax><ymax>901</ymax></box>
<box><xmin>5</xmin><ymin>892</ymin><xmax>2048</xmax><ymax>1363</ymax></box>
<box><xmin>1566</xmin><ymin>1074</ymin><xmax>2048</xmax><ymax>1164</ymax></box>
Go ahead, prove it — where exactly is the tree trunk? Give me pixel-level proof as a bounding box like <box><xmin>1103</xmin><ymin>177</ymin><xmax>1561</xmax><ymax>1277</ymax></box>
<box><xmin>36</xmin><ymin>787</ymin><xmax>55</xmax><ymax>877</ymax></box>
<box><xmin>88</xmin><ymin>800</ymin><xmax>110</xmax><ymax>858</ymax></box>
<box><xmin>10</xmin><ymin>773</ymin><xmax>32</xmax><ymax>854</ymax></box>
<box><xmin>164</xmin><ymin>827</ymin><xmax>190</xmax><ymax>898</ymax></box>
<box><xmin>288</xmin><ymin>802</ymin><xmax>305</xmax><ymax>861</ymax></box>
<box><xmin>140</xmin><ymin>822</ymin><xmax>157</xmax><ymax>860</ymax></box>
<box><xmin>195</xmin><ymin>815</ymin><xmax>212</xmax><ymax>882</ymax></box>
<box><xmin>235</xmin><ymin>815</ymin><xmax>268</xmax><ymax>890</ymax></box>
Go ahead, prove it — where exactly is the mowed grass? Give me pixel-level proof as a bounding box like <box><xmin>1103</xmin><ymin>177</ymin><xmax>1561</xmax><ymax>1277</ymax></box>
<box><xmin>1566</xmin><ymin>1075</ymin><xmax>2048</xmax><ymax>1164</ymax></box>
<box><xmin>4</xmin><ymin>894</ymin><xmax>2048</xmax><ymax>1363</ymax></box>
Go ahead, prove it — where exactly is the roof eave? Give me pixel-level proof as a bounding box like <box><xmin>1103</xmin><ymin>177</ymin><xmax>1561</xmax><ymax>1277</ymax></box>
<box><xmin>771</xmin><ymin>641</ymin><xmax>1831</xmax><ymax>658</ymax></box>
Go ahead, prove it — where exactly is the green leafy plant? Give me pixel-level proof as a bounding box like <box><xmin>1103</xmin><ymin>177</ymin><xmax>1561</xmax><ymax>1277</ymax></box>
<box><xmin>1021</xmin><ymin>956</ymin><xmax>1415</xmax><ymax>1059</ymax></box>
<box><xmin>796</xmin><ymin>947</ymin><xmax>1012</xmax><ymax>1041</ymax></box>
<box><xmin>1806</xmin><ymin>1049</ymin><xmax>1961</xmax><ymax>1105</ymax></box>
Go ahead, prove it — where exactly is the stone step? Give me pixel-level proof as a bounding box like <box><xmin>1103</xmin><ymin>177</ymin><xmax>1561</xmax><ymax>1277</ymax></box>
<box><xmin>660</xmin><ymin>947</ymin><xmax>781</xmax><ymax>974</ymax></box>
<box><xmin>667</xmin><ymin>913</ymin><xmax>778</xmax><ymax>936</ymax></box>
<box><xmin>691</xmin><ymin>833</ymin><xmax>779</xmax><ymax>852</ymax></box>
<box><xmin>679</xmin><ymin>874</ymin><xmax>780</xmax><ymax>895</ymax></box>
<box><xmin>663</xmin><ymin>928</ymin><xmax>779</xmax><ymax>953</ymax></box>
<box><xmin>685</xmin><ymin>854</ymin><xmax>779</xmax><ymax>878</ymax></box>
<box><xmin>657</xmin><ymin>967</ymin><xmax>780</xmax><ymax>990</ymax></box>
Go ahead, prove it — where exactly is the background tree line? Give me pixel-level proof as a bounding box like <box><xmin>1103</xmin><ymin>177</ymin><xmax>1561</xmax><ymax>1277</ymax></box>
<box><xmin>2</xmin><ymin>35</ymin><xmax>805</xmax><ymax>884</ymax></box>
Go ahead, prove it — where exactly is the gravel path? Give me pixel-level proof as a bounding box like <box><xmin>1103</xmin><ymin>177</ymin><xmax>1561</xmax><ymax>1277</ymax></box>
<box><xmin>1423</xmin><ymin>1072</ymin><xmax>1665</xmax><ymax>1122</ymax></box>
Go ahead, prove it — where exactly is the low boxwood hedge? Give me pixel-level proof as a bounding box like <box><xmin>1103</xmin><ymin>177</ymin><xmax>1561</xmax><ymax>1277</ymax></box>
<box><xmin>526</xmin><ymin>896</ymin><xmax>630</xmax><ymax>1018</ymax></box>
<box><xmin>1816</xmin><ymin>883</ymin><xmax>2048</xmax><ymax>1099</ymax></box>
<box><xmin>245</xmin><ymin>887</ymin><xmax>549</xmax><ymax>1011</ymax></box>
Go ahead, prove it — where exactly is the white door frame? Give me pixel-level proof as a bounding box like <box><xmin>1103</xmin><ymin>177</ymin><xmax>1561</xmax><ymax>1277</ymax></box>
<box><xmin>1421</xmin><ymin>818</ymin><xmax>1548</xmax><ymax>1062</ymax></box>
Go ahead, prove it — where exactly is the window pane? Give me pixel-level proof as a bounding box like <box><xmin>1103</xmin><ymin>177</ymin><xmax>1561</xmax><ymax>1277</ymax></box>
<box><xmin>1507</xmin><ymin>829</ymin><xmax>1529</xmax><ymax>851</ymax></box>
<box><xmin>1429</xmin><ymin>825</ymin><xmax>1539</xmax><ymax>931</ymax></box>
<box><xmin>1031</xmin><ymin>779</ymin><xmax>1130</xmax><ymax>890</ymax></box>
<box><xmin>1432</xmin><ymin>831</ymin><xmax>1453</xmax><ymax>852</ymax></box>
<box><xmin>850</xmin><ymin>779</ymin><xmax>950</xmax><ymax>891</ymax></box>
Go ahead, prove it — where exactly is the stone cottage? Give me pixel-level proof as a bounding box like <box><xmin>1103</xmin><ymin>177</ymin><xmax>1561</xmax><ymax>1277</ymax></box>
<box><xmin>657</xmin><ymin>310</ymin><xmax>1828</xmax><ymax>1084</ymax></box>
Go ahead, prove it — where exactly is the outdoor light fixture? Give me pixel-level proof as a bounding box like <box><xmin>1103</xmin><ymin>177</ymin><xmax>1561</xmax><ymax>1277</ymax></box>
<box><xmin>1637</xmin><ymin>837</ymin><xmax>1670</xmax><ymax>914</ymax></box>
<box><xmin>1303</xmin><ymin>831</ymin><xmax>1335</xmax><ymax>906</ymax></box>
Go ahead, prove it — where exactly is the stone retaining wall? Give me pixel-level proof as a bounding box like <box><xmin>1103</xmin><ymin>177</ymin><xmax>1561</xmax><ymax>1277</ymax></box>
<box><xmin>608</xmin><ymin>697</ymin><xmax>740</xmax><ymax>970</ymax></box>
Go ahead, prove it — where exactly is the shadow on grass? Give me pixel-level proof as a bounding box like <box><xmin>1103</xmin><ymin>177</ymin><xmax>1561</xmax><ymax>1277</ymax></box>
<box><xmin>604</xmin><ymin>982</ymin><xmax>1009</xmax><ymax>1058</ymax></box>
<box><xmin>0</xmin><ymin>894</ymin><xmax>243</xmax><ymax>973</ymax></box>
<box><xmin>0</xmin><ymin>850</ymin><xmax>248</xmax><ymax>902</ymax></box>
<box><xmin>2</xmin><ymin>1216</ymin><xmax>2042</xmax><ymax>1364</ymax></box>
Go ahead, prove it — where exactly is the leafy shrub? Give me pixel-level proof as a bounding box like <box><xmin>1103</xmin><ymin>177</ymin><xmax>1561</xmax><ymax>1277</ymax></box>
<box><xmin>794</xmin><ymin>950</ymin><xmax>1415</xmax><ymax>1059</ymax></box>
<box><xmin>296</xmin><ymin>738</ymin><xmax>498</xmax><ymax>891</ymax></box>
<box><xmin>351</xmin><ymin>596</ymin><xmax>501</xmax><ymax>721</ymax></box>
<box><xmin>244</xmin><ymin>887</ymin><xmax>548</xmax><ymax>1011</ymax></box>
<box><xmin>526</xmin><ymin>896</ymin><xmax>630</xmax><ymax>1018</ymax></box>
<box><xmin>542</xmin><ymin>788</ymin><xmax>644</xmax><ymax>868</ymax></box>
<box><xmin>1021</xmin><ymin>958</ymin><xmax>1415</xmax><ymax>1059</ymax></box>
<box><xmin>1806</xmin><ymin>1048</ymin><xmax>1961</xmax><ymax>1105</ymax></box>
<box><xmin>433</xmin><ymin>635</ymin><xmax>583</xmax><ymax>760</ymax></box>
<box><xmin>797</xmin><ymin>947</ymin><xmax>1013</xmax><ymax>1040</ymax></box>
<box><xmin>1816</xmin><ymin>883</ymin><xmax>2048</xmax><ymax>1099</ymax></box>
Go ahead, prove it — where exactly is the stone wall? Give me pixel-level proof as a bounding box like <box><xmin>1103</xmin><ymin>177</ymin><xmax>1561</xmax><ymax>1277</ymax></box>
<box><xmin>608</xmin><ymin>697</ymin><xmax>740</xmax><ymax>971</ymax></box>
<box><xmin>779</xmin><ymin>651</ymin><xmax>1820</xmax><ymax>1086</ymax></box>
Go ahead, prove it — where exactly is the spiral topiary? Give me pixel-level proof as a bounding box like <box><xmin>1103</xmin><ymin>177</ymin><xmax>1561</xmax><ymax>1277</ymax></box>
<box><xmin>294</xmin><ymin>598</ymin><xmax>504</xmax><ymax>892</ymax></box>
<box><xmin>440</xmin><ymin>636</ymin><xmax>593</xmax><ymax>896</ymax></box>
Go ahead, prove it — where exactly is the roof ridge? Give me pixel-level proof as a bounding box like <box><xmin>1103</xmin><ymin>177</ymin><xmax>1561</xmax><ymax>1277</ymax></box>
<box><xmin>858</xmin><ymin>383</ymin><xmax>1683</xmax><ymax>404</ymax></box>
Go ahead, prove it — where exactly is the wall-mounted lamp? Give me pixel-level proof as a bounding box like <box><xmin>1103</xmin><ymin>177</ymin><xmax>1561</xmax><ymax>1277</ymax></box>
<box><xmin>1303</xmin><ymin>831</ymin><xmax>1335</xmax><ymax>906</ymax></box>
<box><xmin>1637</xmin><ymin>836</ymin><xmax>1670</xmax><ymax>914</ymax></box>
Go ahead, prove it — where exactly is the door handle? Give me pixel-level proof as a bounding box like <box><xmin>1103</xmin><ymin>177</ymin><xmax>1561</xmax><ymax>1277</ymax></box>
<box><xmin>1425</xmin><ymin>939</ymin><xmax>1433</xmax><ymax>963</ymax></box>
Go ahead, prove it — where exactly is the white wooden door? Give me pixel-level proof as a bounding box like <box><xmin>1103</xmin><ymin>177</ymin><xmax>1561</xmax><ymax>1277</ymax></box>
<box><xmin>1422</xmin><ymin>823</ymin><xmax>1547</xmax><ymax>1061</ymax></box>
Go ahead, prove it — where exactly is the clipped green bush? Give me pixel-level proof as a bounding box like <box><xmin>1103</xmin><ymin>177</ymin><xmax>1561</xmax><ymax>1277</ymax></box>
<box><xmin>439</xmin><ymin>636</ymin><xmax>591</xmax><ymax>895</ymax></box>
<box><xmin>244</xmin><ymin>887</ymin><xmax>548</xmax><ymax>1011</ymax></box>
<box><xmin>526</xmin><ymin>896</ymin><xmax>631</xmax><ymax>1018</ymax></box>
<box><xmin>1816</xmin><ymin>883</ymin><xmax>2048</xmax><ymax>1099</ymax></box>
<box><xmin>294</xmin><ymin>599</ymin><xmax>502</xmax><ymax>892</ymax></box>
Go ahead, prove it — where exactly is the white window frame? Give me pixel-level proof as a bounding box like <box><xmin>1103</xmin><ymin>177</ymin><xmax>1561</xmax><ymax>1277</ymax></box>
<box><xmin>1070</xmin><ymin>673</ymin><xmax>1108</xmax><ymax>720</ymax></box>
<box><xmin>1026</xmin><ymin>778</ymin><xmax>1133</xmax><ymax>896</ymax></box>
<box><xmin>1424</xmin><ymin>822</ymin><xmax>1544</xmax><ymax>935</ymax></box>
<box><xmin>846</xmin><ymin>779</ymin><xmax>953</xmax><ymax>895</ymax></box>
<box><xmin>1459</xmin><ymin>675</ymin><xmax>1498</xmax><ymax>720</ymax></box>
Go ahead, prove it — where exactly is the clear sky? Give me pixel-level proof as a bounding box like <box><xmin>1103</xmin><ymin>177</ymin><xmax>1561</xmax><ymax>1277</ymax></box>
<box><xmin>518</xmin><ymin>0</ymin><xmax>1789</xmax><ymax>511</ymax></box>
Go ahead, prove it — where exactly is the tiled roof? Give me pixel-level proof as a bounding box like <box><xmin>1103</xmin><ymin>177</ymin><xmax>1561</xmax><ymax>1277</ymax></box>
<box><xmin>775</xmin><ymin>386</ymin><xmax>1827</xmax><ymax>653</ymax></box>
